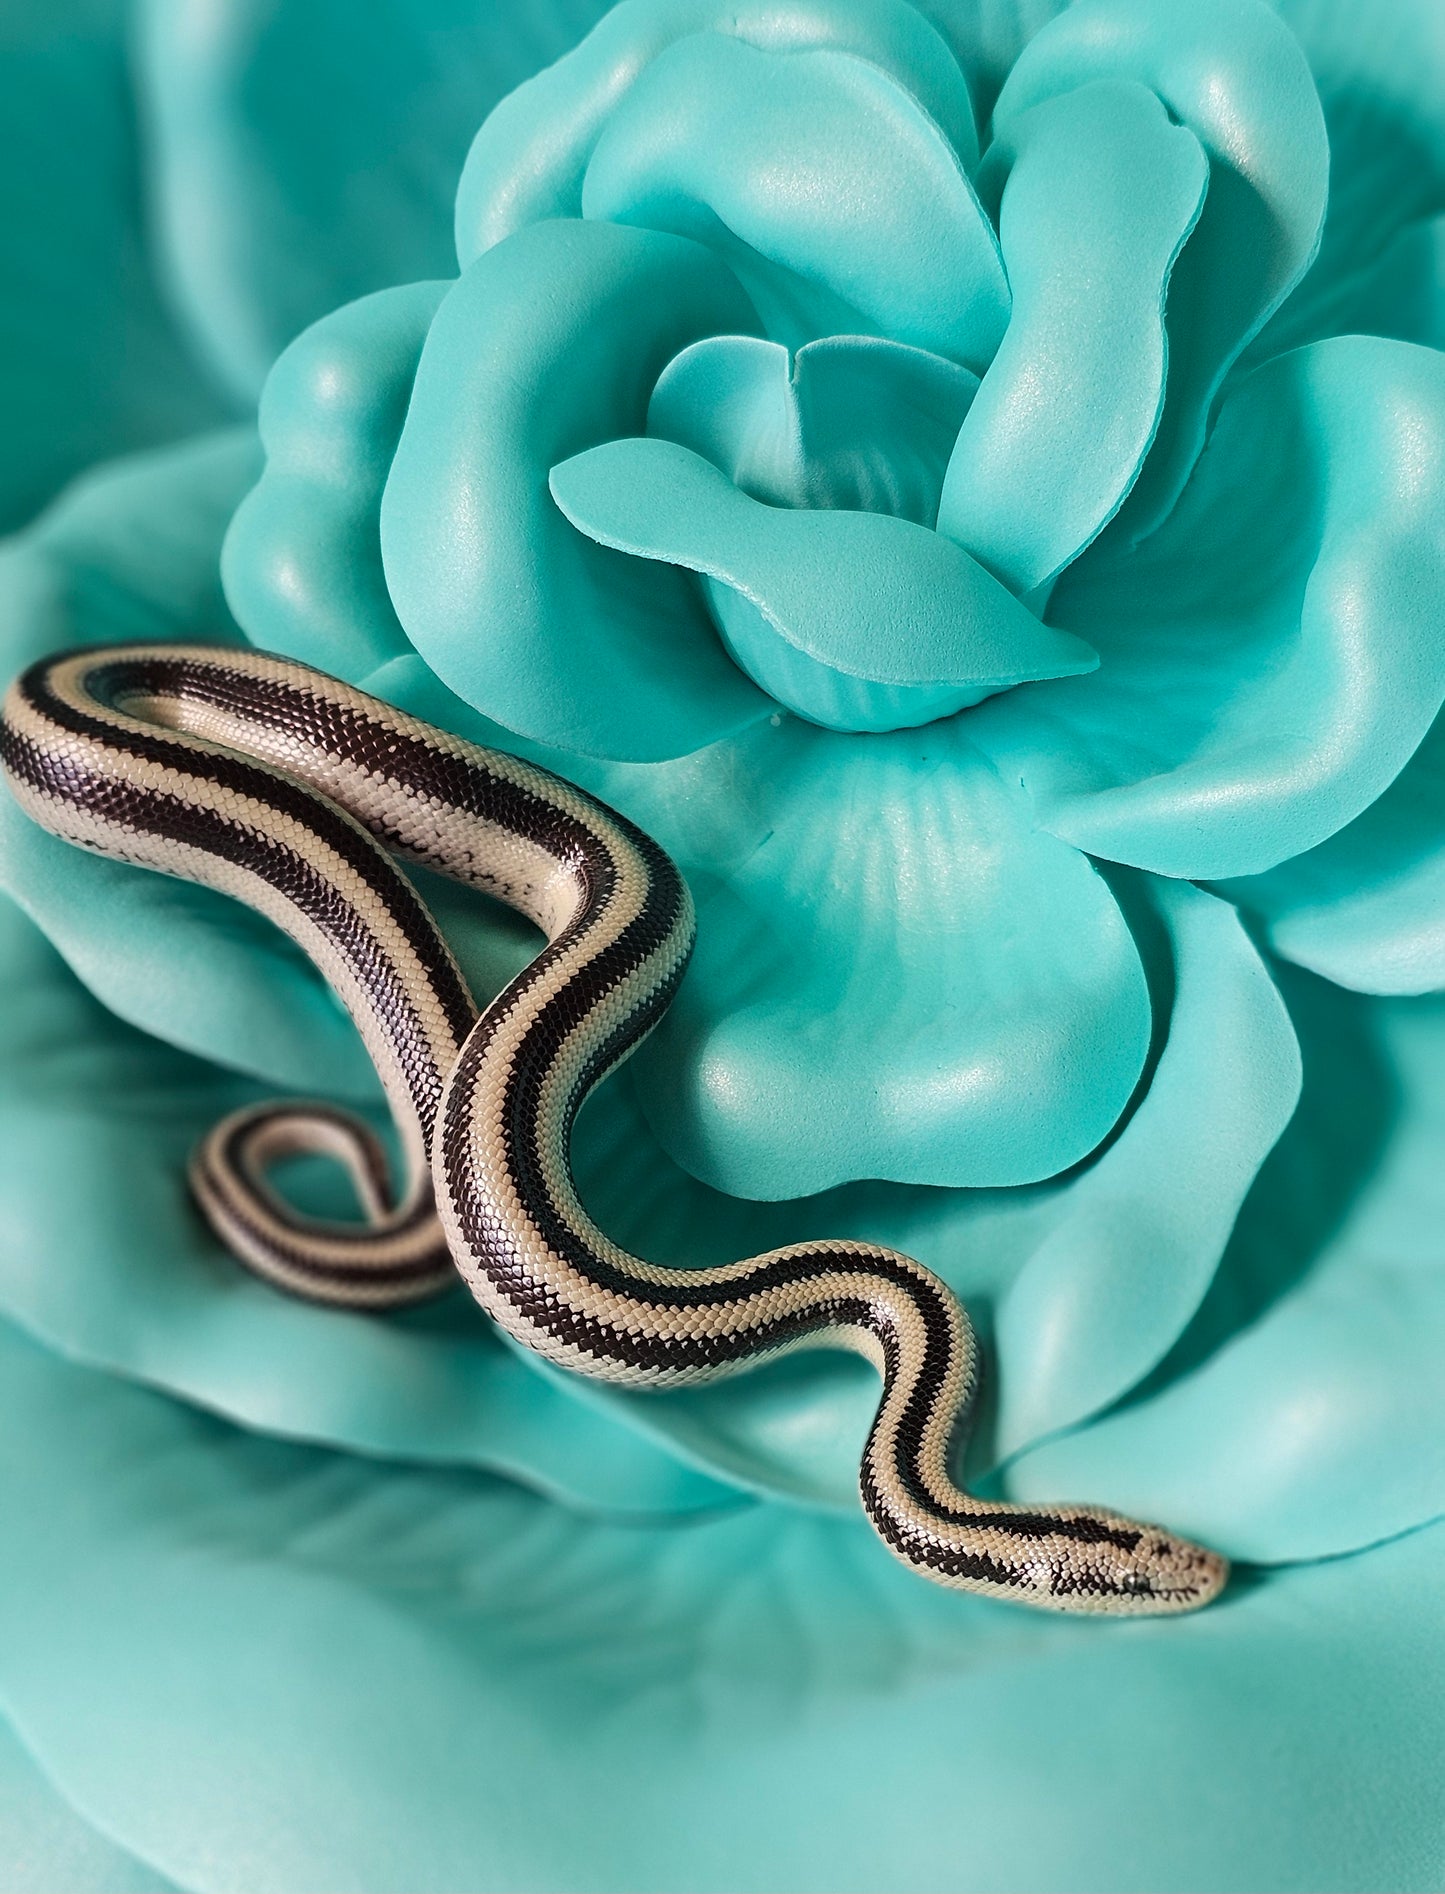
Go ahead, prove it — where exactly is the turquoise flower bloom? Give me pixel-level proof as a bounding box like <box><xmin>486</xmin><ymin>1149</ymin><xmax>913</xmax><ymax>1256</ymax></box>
<box><xmin>1</xmin><ymin>0</ymin><xmax>1443</xmax><ymax>1887</ymax></box>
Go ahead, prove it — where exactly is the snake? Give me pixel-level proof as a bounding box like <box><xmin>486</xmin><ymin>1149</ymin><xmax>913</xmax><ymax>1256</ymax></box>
<box><xmin>1</xmin><ymin>642</ymin><xmax>1229</xmax><ymax>1615</ymax></box>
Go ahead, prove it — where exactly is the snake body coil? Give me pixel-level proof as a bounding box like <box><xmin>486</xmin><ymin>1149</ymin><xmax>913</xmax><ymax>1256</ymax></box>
<box><xmin>2</xmin><ymin>643</ymin><xmax>1228</xmax><ymax>1614</ymax></box>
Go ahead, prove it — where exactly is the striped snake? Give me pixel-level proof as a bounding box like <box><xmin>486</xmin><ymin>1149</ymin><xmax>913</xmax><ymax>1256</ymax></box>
<box><xmin>2</xmin><ymin>644</ymin><xmax>1228</xmax><ymax>1614</ymax></box>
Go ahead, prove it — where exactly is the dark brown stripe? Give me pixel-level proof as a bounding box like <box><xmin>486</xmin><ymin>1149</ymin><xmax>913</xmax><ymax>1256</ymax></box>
<box><xmin>3</xmin><ymin>723</ymin><xmax>461</xmax><ymax>1131</ymax></box>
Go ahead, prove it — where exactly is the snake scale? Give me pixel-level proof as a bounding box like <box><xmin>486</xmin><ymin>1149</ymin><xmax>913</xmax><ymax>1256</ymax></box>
<box><xmin>1</xmin><ymin>643</ymin><xmax>1228</xmax><ymax>1614</ymax></box>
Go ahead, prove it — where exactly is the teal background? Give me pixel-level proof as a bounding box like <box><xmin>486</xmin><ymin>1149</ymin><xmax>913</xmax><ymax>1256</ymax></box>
<box><xmin>0</xmin><ymin>0</ymin><xmax>1444</xmax><ymax>1888</ymax></box>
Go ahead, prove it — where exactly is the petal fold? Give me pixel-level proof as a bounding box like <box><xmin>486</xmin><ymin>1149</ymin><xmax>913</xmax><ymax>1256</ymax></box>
<box><xmin>648</xmin><ymin>333</ymin><xmax>980</xmax><ymax>524</ymax></box>
<box><xmin>380</xmin><ymin>220</ymin><xmax>771</xmax><ymax>761</ymax></box>
<box><xmin>1265</xmin><ymin>215</ymin><xmax>1445</xmax><ymax>359</ymax></box>
<box><xmin>970</xmin><ymin>336</ymin><xmax>1445</xmax><ymax>880</ymax></box>
<box><xmin>1252</xmin><ymin>0</ymin><xmax>1445</xmax><ymax>360</ymax></box>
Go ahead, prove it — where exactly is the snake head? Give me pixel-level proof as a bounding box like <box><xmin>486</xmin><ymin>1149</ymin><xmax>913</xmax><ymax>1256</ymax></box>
<box><xmin>1034</xmin><ymin>1510</ymin><xmax>1230</xmax><ymax>1615</ymax></box>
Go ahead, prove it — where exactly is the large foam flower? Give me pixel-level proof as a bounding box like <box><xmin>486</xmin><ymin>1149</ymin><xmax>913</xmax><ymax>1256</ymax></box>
<box><xmin>214</xmin><ymin>0</ymin><xmax>1445</xmax><ymax>1205</ymax></box>
<box><xmin>2</xmin><ymin>0</ymin><xmax>1445</xmax><ymax>1888</ymax></box>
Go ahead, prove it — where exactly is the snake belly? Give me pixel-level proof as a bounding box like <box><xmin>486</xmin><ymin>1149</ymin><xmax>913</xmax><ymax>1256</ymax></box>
<box><xmin>1</xmin><ymin>643</ymin><xmax>1229</xmax><ymax>1615</ymax></box>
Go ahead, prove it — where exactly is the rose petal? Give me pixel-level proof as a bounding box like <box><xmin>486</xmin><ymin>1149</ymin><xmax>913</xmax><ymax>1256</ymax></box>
<box><xmin>990</xmin><ymin>876</ymin><xmax>1300</xmax><ymax>1460</ymax></box>
<box><xmin>648</xmin><ymin>333</ymin><xmax>980</xmax><ymax>524</ymax></box>
<box><xmin>970</xmin><ymin>336</ymin><xmax>1445</xmax><ymax>880</ymax></box>
<box><xmin>937</xmin><ymin>79</ymin><xmax>1207</xmax><ymax>594</ymax></box>
<box><xmin>455</xmin><ymin>0</ymin><xmax>981</xmax><ymax>262</ymax></box>
<box><xmin>1220</xmin><ymin>707</ymin><xmax>1445</xmax><ymax>996</ymax></box>
<box><xmin>0</xmin><ymin>899</ymin><xmax>737</xmax><ymax>1516</ymax></box>
<box><xmin>583</xmin><ymin>714</ymin><xmax>1152</xmax><ymax>1197</ymax></box>
<box><xmin>550</xmin><ymin>437</ymin><xmax>1096</xmax><ymax>731</ymax></box>
<box><xmin>223</xmin><ymin>282</ymin><xmax>447</xmax><ymax>678</ymax></box>
<box><xmin>380</xmin><ymin>219</ymin><xmax>771</xmax><ymax>761</ymax></box>
<box><xmin>1008</xmin><ymin>970</ymin><xmax>1445</xmax><ymax>1562</ymax></box>
<box><xmin>0</xmin><ymin>1315</ymin><xmax>1441</xmax><ymax>1891</ymax></box>
<box><xmin>536</xmin><ymin>870</ymin><xmax>1297</xmax><ymax>1504</ymax></box>
<box><xmin>0</xmin><ymin>0</ymin><xmax>227</xmax><ymax>531</ymax></box>
<box><xmin>135</xmin><ymin>0</ymin><xmax>613</xmax><ymax>397</ymax></box>
<box><xmin>1253</xmin><ymin>0</ymin><xmax>1445</xmax><ymax>358</ymax></box>
<box><xmin>580</xmin><ymin>35</ymin><xmax>1007</xmax><ymax>367</ymax></box>
<box><xmin>991</xmin><ymin>0</ymin><xmax>1328</xmax><ymax>536</ymax></box>
<box><xmin>0</xmin><ymin>432</ymin><xmax>380</xmax><ymax>1096</ymax></box>
<box><xmin>0</xmin><ymin>1714</ymin><xmax>174</xmax><ymax>1894</ymax></box>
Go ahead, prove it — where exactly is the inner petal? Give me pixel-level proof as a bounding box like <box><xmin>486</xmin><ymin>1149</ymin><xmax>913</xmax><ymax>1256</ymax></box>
<box><xmin>550</xmin><ymin>437</ymin><xmax>1096</xmax><ymax>732</ymax></box>
<box><xmin>938</xmin><ymin>78</ymin><xmax>1208</xmax><ymax>596</ymax></box>
<box><xmin>648</xmin><ymin>332</ymin><xmax>979</xmax><ymax>524</ymax></box>
<box><xmin>581</xmin><ymin>33</ymin><xmax>1008</xmax><ymax>368</ymax></box>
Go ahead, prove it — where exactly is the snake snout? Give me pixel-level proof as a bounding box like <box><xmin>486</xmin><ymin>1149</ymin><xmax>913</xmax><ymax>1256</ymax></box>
<box><xmin>1127</xmin><ymin>1530</ymin><xmax>1231</xmax><ymax>1614</ymax></box>
<box><xmin>1041</xmin><ymin>1520</ymin><xmax>1228</xmax><ymax>1614</ymax></box>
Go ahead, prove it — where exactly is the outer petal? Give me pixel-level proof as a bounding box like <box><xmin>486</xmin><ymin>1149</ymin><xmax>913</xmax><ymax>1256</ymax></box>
<box><xmin>602</xmin><ymin>715</ymin><xmax>1152</xmax><ymax>1197</ymax></box>
<box><xmin>990</xmin><ymin>876</ymin><xmax>1300</xmax><ymax>1460</ymax></box>
<box><xmin>1221</xmin><ymin>707</ymin><xmax>1445</xmax><ymax>995</ymax></box>
<box><xmin>0</xmin><ymin>442</ymin><xmax>738</xmax><ymax>1510</ymax></box>
<box><xmin>0</xmin><ymin>432</ymin><xmax>374</xmax><ymax>1094</ymax></box>
<box><xmin>970</xmin><ymin>336</ymin><xmax>1445</xmax><ymax>880</ymax></box>
<box><xmin>222</xmin><ymin>282</ymin><xmax>447</xmax><ymax>679</ymax></box>
<box><xmin>0</xmin><ymin>1716</ymin><xmax>175</xmax><ymax>1894</ymax></box>
<box><xmin>221</xmin><ymin>286</ymin><xmax>610</xmax><ymax>779</ymax></box>
<box><xmin>0</xmin><ymin>0</ymin><xmax>227</xmax><ymax>532</ymax></box>
<box><xmin>135</xmin><ymin>0</ymin><xmax>615</xmax><ymax>398</ymax></box>
<box><xmin>454</xmin><ymin>0</ymin><xmax>980</xmax><ymax>261</ymax></box>
<box><xmin>1009</xmin><ymin>970</ymin><xmax>1445</xmax><ymax>1563</ymax></box>
<box><xmin>0</xmin><ymin>899</ymin><xmax>735</xmax><ymax>1517</ymax></box>
<box><xmin>544</xmin><ymin>869</ymin><xmax>1299</xmax><ymax>1506</ymax></box>
<box><xmin>380</xmin><ymin>219</ymin><xmax>771</xmax><ymax>761</ymax></box>
<box><xmin>990</xmin><ymin>0</ymin><xmax>1328</xmax><ymax>537</ymax></box>
<box><xmin>1253</xmin><ymin>0</ymin><xmax>1445</xmax><ymax>359</ymax></box>
<box><xmin>0</xmin><ymin>1317</ymin><xmax>1442</xmax><ymax>1893</ymax></box>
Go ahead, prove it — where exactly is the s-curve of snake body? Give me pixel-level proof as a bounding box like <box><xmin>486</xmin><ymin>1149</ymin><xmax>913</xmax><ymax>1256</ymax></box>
<box><xmin>2</xmin><ymin>643</ymin><xmax>1229</xmax><ymax>1614</ymax></box>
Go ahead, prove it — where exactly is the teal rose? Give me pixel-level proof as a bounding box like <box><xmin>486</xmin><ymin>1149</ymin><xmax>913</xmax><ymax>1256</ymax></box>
<box><xmin>1</xmin><ymin>0</ymin><xmax>1444</xmax><ymax>1887</ymax></box>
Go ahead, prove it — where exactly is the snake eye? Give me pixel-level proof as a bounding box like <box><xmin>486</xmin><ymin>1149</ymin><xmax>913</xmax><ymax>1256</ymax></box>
<box><xmin>1121</xmin><ymin>1571</ymin><xmax>1153</xmax><ymax>1596</ymax></box>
